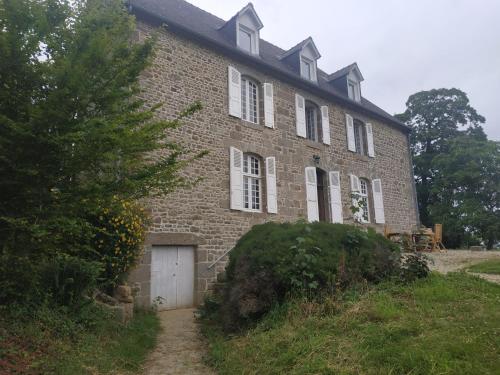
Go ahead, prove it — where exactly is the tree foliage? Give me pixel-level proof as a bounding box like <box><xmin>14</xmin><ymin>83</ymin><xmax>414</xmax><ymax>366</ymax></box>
<box><xmin>0</xmin><ymin>0</ymin><xmax>204</xmax><ymax>303</ymax></box>
<box><xmin>397</xmin><ymin>88</ymin><xmax>499</xmax><ymax>248</ymax></box>
<box><xmin>431</xmin><ymin>136</ymin><xmax>499</xmax><ymax>248</ymax></box>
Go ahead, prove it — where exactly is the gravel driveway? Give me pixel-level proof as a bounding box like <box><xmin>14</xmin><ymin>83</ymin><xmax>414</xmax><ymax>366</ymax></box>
<box><xmin>426</xmin><ymin>250</ymin><xmax>500</xmax><ymax>284</ymax></box>
<box><xmin>426</xmin><ymin>250</ymin><xmax>500</xmax><ymax>274</ymax></box>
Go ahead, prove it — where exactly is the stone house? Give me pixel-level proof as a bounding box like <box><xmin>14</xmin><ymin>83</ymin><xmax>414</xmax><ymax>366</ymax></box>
<box><xmin>127</xmin><ymin>0</ymin><xmax>419</xmax><ymax>309</ymax></box>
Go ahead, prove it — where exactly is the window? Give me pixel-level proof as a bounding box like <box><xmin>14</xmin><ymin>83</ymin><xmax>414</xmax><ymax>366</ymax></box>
<box><xmin>241</xmin><ymin>77</ymin><xmax>259</xmax><ymax>124</ymax></box>
<box><xmin>348</xmin><ymin>82</ymin><xmax>355</xmax><ymax>99</ymax></box>
<box><xmin>243</xmin><ymin>154</ymin><xmax>261</xmax><ymax>211</ymax></box>
<box><xmin>305</xmin><ymin>102</ymin><xmax>322</xmax><ymax>142</ymax></box>
<box><xmin>359</xmin><ymin>179</ymin><xmax>370</xmax><ymax>223</ymax></box>
<box><xmin>300</xmin><ymin>56</ymin><xmax>317</xmax><ymax>81</ymax></box>
<box><xmin>354</xmin><ymin>120</ymin><xmax>368</xmax><ymax>155</ymax></box>
<box><xmin>348</xmin><ymin>80</ymin><xmax>360</xmax><ymax>101</ymax></box>
<box><xmin>238</xmin><ymin>26</ymin><xmax>253</xmax><ymax>53</ymax></box>
<box><xmin>301</xmin><ymin>57</ymin><xmax>312</xmax><ymax>80</ymax></box>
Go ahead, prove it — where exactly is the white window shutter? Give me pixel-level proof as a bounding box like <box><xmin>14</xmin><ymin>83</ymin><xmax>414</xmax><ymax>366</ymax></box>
<box><xmin>295</xmin><ymin>94</ymin><xmax>306</xmax><ymax>138</ymax></box>
<box><xmin>228</xmin><ymin>66</ymin><xmax>241</xmax><ymax>118</ymax></box>
<box><xmin>372</xmin><ymin>179</ymin><xmax>385</xmax><ymax>223</ymax></box>
<box><xmin>349</xmin><ymin>174</ymin><xmax>360</xmax><ymax>192</ymax></box>
<box><xmin>229</xmin><ymin>147</ymin><xmax>243</xmax><ymax>210</ymax></box>
<box><xmin>321</xmin><ymin>106</ymin><xmax>330</xmax><ymax>145</ymax></box>
<box><xmin>349</xmin><ymin>174</ymin><xmax>362</xmax><ymax>221</ymax></box>
<box><xmin>346</xmin><ymin>114</ymin><xmax>356</xmax><ymax>152</ymax></box>
<box><xmin>366</xmin><ymin>123</ymin><xmax>375</xmax><ymax>157</ymax></box>
<box><xmin>305</xmin><ymin>167</ymin><xmax>319</xmax><ymax>222</ymax></box>
<box><xmin>263</xmin><ymin>83</ymin><xmax>274</xmax><ymax>128</ymax></box>
<box><xmin>329</xmin><ymin>171</ymin><xmax>343</xmax><ymax>223</ymax></box>
<box><xmin>265</xmin><ymin>157</ymin><xmax>278</xmax><ymax>213</ymax></box>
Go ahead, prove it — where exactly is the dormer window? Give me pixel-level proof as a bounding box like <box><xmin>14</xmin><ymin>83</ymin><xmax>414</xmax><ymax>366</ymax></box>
<box><xmin>223</xmin><ymin>4</ymin><xmax>263</xmax><ymax>56</ymax></box>
<box><xmin>328</xmin><ymin>63</ymin><xmax>364</xmax><ymax>102</ymax></box>
<box><xmin>348</xmin><ymin>80</ymin><xmax>361</xmax><ymax>101</ymax></box>
<box><xmin>238</xmin><ymin>25</ymin><xmax>253</xmax><ymax>53</ymax></box>
<box><xmin>301</xmin><ymin>57</ymin><xmax>314</xmax><ymax>81</ymax></box>
<box><xmin>280</xmin><ymin>37</ymin><xmax>320</xmax><ymax>83</ymax></box>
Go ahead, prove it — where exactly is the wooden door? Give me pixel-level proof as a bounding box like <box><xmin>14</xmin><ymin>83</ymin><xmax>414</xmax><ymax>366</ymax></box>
<box><xmin>151</xmin><ymin>246</ymin><xmax>194</xmax><ymax>310</ymax></box>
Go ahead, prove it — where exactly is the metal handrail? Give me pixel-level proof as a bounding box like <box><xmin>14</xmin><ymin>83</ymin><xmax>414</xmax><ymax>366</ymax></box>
<box><xmin>207</xmin><ymin>248</ymin><xmax>232</xmax><ymax>269</ymax></box>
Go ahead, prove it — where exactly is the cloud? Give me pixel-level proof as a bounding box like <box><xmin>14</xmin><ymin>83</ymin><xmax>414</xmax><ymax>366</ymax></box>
<box><xmin>188</xmin><ymin>0</ymin><xmax>500</xmax><ymax>140</ymax></box>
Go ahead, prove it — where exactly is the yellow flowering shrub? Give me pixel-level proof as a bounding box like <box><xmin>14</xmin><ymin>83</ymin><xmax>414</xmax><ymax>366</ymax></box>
<box><xmin>92</xmin><ymin>197</ymin><xmax>149</xmax><ymax>290</ymax></box>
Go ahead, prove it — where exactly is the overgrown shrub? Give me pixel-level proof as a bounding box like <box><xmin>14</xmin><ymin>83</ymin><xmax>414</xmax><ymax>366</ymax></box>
<box><xmin>89</xmin><ymin>197</ymin><xmax>149</xmax><ymax>292</ymax></box>
<box><xmin>400</xmin><ymin>253</ymin><xmax>431</xmax><ymax>282</ymax></box>
<box><xmin>219</xmin><ymin>221</ymin><xmax>400</xmax><ymax>331</ymax></box>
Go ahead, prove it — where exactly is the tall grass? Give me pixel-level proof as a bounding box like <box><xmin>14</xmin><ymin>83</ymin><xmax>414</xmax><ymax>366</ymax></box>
<box><xmin>0</xmin><ymin>304</ymin><xmax>160</xmax><ymax>374</ymax></box>
<box><xmin>203</xmin><ymin>273</ymin><xmax>500</xmax><ymax>375</ymax></box>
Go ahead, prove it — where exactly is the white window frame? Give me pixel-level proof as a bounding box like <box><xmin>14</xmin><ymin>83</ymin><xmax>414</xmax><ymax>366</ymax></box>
<box><xmin>242</xmin><ymin>154</ymin><xmax>262</xmax><ymax>212</ymax></box>
<box><xmin>305</xmin><ymin>103</ymin><xmax>321</xmax><ymax>143</ymax></box>
<box><xmin>300</xmin><ymin>56</ymin><xmax>316</xmax><ymax>82</ymax></box>
<box><xmin>348</xmin><ymin>79</ymin><xmax>361</xmax><ymax>101</ymax></box>
<box><xmin>237</xmin><ymin>24</ymin><xmax>258</xmax><ymax>55</ymax></box>
<box><xmin>359</xmin><ymin>179</ymin><xmax>370</xmax><ymax>223</ymax></box>
<box><xmin>354</xmin><ymin>121</ymin><xmax>367</xmax><ymax>156</ymax></box>
<box><xmin>241</xmin><ymin>77</ymin><xmax>259</xmax><ymax>124</ymax></box>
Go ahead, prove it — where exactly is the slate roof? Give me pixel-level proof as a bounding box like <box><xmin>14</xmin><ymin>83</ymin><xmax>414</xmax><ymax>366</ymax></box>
<box><xmin>279</xmin><ymin>37</ymin><xmax>321</xmax><ymax>60</ymax></box>
<box><xmin>329</xmin><ymin>63</ymin><xmax>364</xmax><ymax>82</ymax></box>
<box><xmin>129</xmin><ymin>0</ymin><xmax>408</xmax><ymax>132</ymax></box>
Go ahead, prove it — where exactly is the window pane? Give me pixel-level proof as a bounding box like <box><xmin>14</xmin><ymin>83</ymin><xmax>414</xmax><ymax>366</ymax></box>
<box><xmin>243</xmin><ymin>176</ymin><xmax>249</xmax><ymax>209</ymax></box>
<box><xmin>242</xmin><ymin>155</ymin><xmax>262</xmax><ymax>211</ymax></box>
<box><xmin>250</xmin><ymin>156</ymin><xmax>259</xmax><ymax>175</ymax></box>
<box><xmin>243</xmin><ymin>154</ymin><xmax>248</xmax><ymax>173</ymax></box>
<box><xmin>301</xmin><ymin>60</ymin><xmax>311</xmax><ymax>80</ymax></box>
<box><xmin>361</xmin><ymin>197</ymin><xmax>369</xmax><ymax>222</ymax></box>
<box><xmin>241</xmin><ymin>79</ymin><xmax>247</xmax><ymax>120</ymax></box>
<box><xmin>348</xmin><ymin>83</ymin><xmax>355</xmax><ymax>99</ymax></box>
<box><xmin>248</xmin><ymin>81</ymin><xmax>258</xmax><ymax>123</ymax></box>
<box><xmin>239</xmin><ymin>28</ymin><xmax>252</xmax><ymax>52</ymax></box>
<box><xmin>306</xmin><ymin>107</ymin><xmax>317</xmax><ymax>141</ymax></box>
<box><xmin>354</xmin><ymin>122</ymin><xmax>367</xmax><ymax>155</ymax></box>
<box><xmin>360</xmin><ymin>180</ymin><xmax>367</xmax><ymax>195</ymax></box>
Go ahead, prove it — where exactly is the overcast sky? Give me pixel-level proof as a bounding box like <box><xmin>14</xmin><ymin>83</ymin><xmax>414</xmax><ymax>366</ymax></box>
<box><xmin>187</xmin><ymin>0</ymin><xmax>500</xmax><ymax>140</ymax></box>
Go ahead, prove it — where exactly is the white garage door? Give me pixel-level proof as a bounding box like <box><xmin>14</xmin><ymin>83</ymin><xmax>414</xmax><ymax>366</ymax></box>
<box><xmin>150</xmin><ymin>246</ymin><xmax>195</xmax><ymax>310</ymax></box>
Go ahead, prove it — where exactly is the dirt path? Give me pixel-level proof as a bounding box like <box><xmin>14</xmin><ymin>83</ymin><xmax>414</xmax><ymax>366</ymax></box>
<box><xmin>427</xmin><ymin>250</ymin><xmax>500</xmax><ymax>284</ymax></box>
<box><xmin>143</xmin><ymin>308</ymin><xmax>215</xmax><ymax>375</ymax></box>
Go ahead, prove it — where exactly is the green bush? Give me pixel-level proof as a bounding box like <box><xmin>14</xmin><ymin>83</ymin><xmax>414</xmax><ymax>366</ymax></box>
<box><xmin>40</xmin><ymin>255</ymin><xmax>102</xmax><ymax>308</ymax></box>
<box><xmin>219</xmin><ymin>221</ymin><xmax>400</xmax><ymax>331</ymax></box>
<box><xmin>400</xmin><ymin>253</ymin><xmax>431</xmax><ymax>282</ymax></box>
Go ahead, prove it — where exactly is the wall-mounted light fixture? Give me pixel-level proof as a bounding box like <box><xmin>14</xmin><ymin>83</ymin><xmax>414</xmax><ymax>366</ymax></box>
<box><xmin>313</xmin><ymin>155</ymin><xmax>320</xmax><ymax>165</ymax></box>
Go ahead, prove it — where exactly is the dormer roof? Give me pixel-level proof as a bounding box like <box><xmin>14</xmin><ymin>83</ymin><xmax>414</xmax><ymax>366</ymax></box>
<box><xmin>234</xmin><ymin>3</ymin><xmax>263</xmax><ymax>30</ymax></box>
<box><xmin>279</xmin><ymin>37</ymin><xmax>321</xmax><ymax>60</ymax></box>
<box><xmin>328</xmin><ymin>63</ymin><xmax>364</xmax><ymax>82</ymax></box>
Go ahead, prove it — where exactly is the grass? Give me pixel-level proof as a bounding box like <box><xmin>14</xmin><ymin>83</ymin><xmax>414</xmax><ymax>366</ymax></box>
<box><xmin>203</xmin><ymin>273</ymin><xmax>500</xmax><ymax>375</ymax></box>
<box><xmin>0</xmin><ymin>304</ymin><xmax>160</xmax><ymax>374</ymax></box>
<box><xmin>467</xmin><ymin>259</ymin><xmax>500</xmax><ymax>275</ymax></box>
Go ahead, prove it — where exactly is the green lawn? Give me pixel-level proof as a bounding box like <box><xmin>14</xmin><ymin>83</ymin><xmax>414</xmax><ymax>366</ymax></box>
<box><xmin>204</xmin><ymin>273</ymin><xmax>500</xmax><ymax>375</ymax></box>
<box><xmin>467</xmin><ymin>259</ymin><xmax>500</xmax><ymax>275</ymax></box>
<box><xmin>0</xmin><ymin>306</ymin><xmax>160</xmax><ymax>374</ymax></box>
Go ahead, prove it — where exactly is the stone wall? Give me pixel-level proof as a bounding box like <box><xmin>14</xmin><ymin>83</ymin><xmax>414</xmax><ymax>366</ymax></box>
<box><xmin>128</xmin><ymin>21</ymin><xmax>419</xmax><ymax>306</ymax></box>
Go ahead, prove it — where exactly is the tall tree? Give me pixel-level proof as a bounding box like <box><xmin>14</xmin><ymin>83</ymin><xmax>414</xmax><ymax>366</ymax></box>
<box><xmin>431</xmin><ymin>136</ymin><xmax>499</xmax><ymax>249</ymax></box>
<box><xmin>0</xmin><ymin>0</ymin><xmax>203</xmax><ymax>301</ymax></box>
<box><xmin>396</xmin><ymin>88</ymin><xmax>485</xmax><ymax>227</ymax></box>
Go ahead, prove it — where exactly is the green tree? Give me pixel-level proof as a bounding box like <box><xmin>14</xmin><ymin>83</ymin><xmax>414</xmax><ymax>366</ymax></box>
<box><xmin>396</xmin><ymin>88</ymin><xmax>485</xmax><ymax>227</ymax></box>
<box><xmin>0</xmin><ymin>0</ymin><xmax>204</xmax><ymax>303</ymax></box>
<box><xmin>431</xmin><ymin>136</ymin><xmax>499</xmax><ymax>249</ymax></box>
